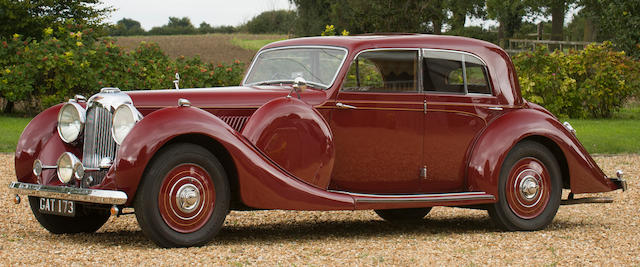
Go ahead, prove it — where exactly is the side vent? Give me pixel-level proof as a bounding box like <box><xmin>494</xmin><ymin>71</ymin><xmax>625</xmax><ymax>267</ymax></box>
<box><xmin>218</xmin><ymin>116</ymin><xmax>249</xmax><ymax>132</ymax></box>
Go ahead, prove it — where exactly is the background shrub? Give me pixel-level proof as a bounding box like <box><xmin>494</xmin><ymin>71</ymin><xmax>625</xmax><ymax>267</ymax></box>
<box><xmin>0</xmin><ymin>21</ymin><xmax>244</xmax><ymax>113</ymax></box>
<box><xmin>514</xmin><ymin>42</ymin><xmax>640</xmax><ymax>118</ymax></box>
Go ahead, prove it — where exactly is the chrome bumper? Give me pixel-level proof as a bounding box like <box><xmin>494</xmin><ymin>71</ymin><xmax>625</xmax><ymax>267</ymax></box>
<box><xmin>610</xmin><ymin>177</ymin><xmax>628</xmax><ymax>192</ymax></box>
<box><xmin>8</xmin><ymin>182</ymin><xmax>127</xmax><ymax>205</ymax></box>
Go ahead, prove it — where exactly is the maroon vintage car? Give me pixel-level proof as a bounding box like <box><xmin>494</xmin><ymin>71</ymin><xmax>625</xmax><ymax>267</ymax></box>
<box><xmin>10</xmin><ymin>34</ymin><xmax>626</xmax><ymax>247</ymax></box>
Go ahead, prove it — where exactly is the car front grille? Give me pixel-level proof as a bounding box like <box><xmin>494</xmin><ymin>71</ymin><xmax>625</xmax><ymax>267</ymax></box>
<box><xmin>82</xmin><ymin>105</ymin><xmax>117</xmax><ymax>186</ymax></box>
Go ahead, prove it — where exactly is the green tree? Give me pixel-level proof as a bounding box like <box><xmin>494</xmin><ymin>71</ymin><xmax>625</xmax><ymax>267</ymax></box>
<box><xmin>289</xmin><ymin>0</ymin><xmax>332</xmax><ymax>36</ymax></box>
<box><xmin>109</xmin><ymin>18</ymin><xmax>145</xmax><ymax>36</ymax></box>
<box><xmin>582</xmin><ymin>0</ymin><xmax>640</xmax><ymax>59</ymax></box>
<box><xmin>0</xmin><ymin>0</ymin><xmax>113</xmax><ymax>40</ymax></box>
<box><xmin>447</xmin><ymin>0</ymin><xmax>486</xmax><ymax>32</ymax></box>
<box><xmin>326</xmin><ymin>0</ymin><xmax>449</xmax><ymax>34</ymax></box>
<box><xmin>148</xmin><ymin>17</ymin><xmax>196</xmax><ymax>35</ymax></box>
<box><xmin>244</xmin><ymin>10</ymin><xmax>295</xmax><ymax>34</ymax></box>
<box><xmin>487</xmin><ymin>0</ymin><xmax>530</xmax><ymax>44</ymax></box>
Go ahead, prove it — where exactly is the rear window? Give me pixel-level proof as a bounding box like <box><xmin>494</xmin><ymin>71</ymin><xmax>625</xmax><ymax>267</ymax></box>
<box><xmin>423</xmin><ymin>50</ymin><xmax>491</xmax><ymax>95</ymax></box>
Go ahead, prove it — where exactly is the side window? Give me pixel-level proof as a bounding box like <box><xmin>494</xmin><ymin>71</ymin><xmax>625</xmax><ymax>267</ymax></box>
<box><xmin>423</xmin><ymin>50</ymin><xmax>491</xmax><ymax>95</ymax></box>
<box><xmin>342</xmin><ymin>50</ymin><xmax>418</xmax><ymax>93</ymax></box>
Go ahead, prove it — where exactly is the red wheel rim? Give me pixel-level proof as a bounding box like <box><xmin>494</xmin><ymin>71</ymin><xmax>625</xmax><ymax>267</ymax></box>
<box><xmin>505</xmin><ymin>157</ymin><xmax>551</xmax><ymax>219</ymax></box>
<box><xmin>158</xmin><ymin>163</ymin><xmax>215</xmax><ymax>233</ymax></box>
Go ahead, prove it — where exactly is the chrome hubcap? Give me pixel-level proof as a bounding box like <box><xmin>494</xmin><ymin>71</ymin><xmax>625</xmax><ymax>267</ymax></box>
<box><xmin>519</xmin><ymin>175</ymin><xmax>540</xmax><ymax>200</ymax></box>
<box><xmin>175</xmin><ymin>183</ymin><xmax>200</xmax><ymax>213</ymax></box>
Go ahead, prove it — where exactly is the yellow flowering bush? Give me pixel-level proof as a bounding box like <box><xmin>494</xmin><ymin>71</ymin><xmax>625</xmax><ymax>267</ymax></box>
<box><xmin>513</xmin><ymin>42</ymin><xmax>640</xmax><ymax>118</ymax></box>
<box><xmin>0</xmin><ymin>21</ymin><xmax>244</xmax><ymax>113</ymax></box>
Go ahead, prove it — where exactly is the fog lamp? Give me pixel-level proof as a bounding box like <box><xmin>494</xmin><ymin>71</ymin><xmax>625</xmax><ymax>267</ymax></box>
<box><xmin>33</xmin><ymin>159</ymin><xmax>43</xmax><ymax>177</ymax></box>
<box><xmin>57</xmin><ymin>152</ymin><xmax>83</xmax><ymax>183</ymax></box>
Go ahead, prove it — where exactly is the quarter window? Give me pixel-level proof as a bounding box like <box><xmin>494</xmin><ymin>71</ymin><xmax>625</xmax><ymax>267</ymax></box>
<box><xmin>342</xmin><ymin>50</ymin><xmax>418</xmax><ymax>93</ymax></box>
<box><xmin>423</xmin><ymin>50</ymin><xmax>491</xmax><ymax>95</ymax></box>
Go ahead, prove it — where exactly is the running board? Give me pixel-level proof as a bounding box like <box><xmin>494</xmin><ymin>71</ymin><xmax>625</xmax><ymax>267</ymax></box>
<box><xmin>329</xmin><ymin>191</ymin><xmax>496</xmax><ymax>210</ymax></box>
<box><xmin>561</xmin><ymin>196</ymin><xmax>614</xmax><ymax>205</ymax></box>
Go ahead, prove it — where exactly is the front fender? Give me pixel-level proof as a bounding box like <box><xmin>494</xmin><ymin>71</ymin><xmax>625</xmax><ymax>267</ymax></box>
<box><xmin>15</xmin><ymin>104</ymin><xmax>82</xmax><ymax>185</ymax></box>
<box><xmin>104</xmin><ymin>106</ymin><xmax>353</xmax><ymax>209</ymax></box>
<box><xmin>467</xmin><ymin>108</ymin><xmax>617</xmax><ymax>197</ymax></box>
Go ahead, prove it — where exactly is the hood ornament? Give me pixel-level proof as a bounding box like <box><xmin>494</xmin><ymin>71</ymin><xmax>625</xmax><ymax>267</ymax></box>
<box><xmin>173</xmin><ymin>73</ymin><xmax>180</xmax><ymax>90</ymax></box>
<box><xmin>288</xmin><ymin>77</ymin><xmax>307</xmax><ymax>99</ymax></box>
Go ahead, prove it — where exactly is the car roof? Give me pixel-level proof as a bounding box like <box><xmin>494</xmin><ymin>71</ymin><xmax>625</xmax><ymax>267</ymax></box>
<box><xmin>261</xmin><ymin>34</ymin><xmax>502</xmax><ymax>56</ymax></box>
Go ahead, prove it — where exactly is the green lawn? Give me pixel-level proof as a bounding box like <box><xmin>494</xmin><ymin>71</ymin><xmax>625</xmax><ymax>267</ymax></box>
<box><xmin>568</xmin><ymin>119</ymin><xmax>640</xmax><ymax>154</ymax></box>
<box><xmin>1</xmin><ymin>107</ymin><xmax>639</xmax><ymax>154</ymax></box>
<box><xmin>0</xmin><ymin>115</ymin><xmax>31</xmax><ymax>152</ymax></box>
<box><xmin>230</xmin><ymin>37</ymin><xmax>286</xmax><ymax>51</ymax></box>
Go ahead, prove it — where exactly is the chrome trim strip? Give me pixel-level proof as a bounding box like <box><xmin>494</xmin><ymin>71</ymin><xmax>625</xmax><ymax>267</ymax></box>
<box><xmin>329</xmin><ymin>190</ymin><xmax>495</xmax><ymax>203</ymax></box>
<box><xmin>9</xmin><ymin>182</ymin><xmax>127</xmax><ymax>205</ymax></box>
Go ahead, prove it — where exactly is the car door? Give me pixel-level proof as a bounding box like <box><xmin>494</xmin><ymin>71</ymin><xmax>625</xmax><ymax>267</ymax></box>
<box><xmin>421</xmin><ymin>49</ymin><xmax>495</xmax><ymax>192</ymax></box>
<box><xmin>328</xmin><ymin>49</ymin><xmax>425</xmax><ymax>194</ymax></box>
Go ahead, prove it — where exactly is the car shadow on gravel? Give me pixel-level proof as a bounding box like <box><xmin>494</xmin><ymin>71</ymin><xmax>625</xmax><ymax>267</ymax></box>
<box><xmin>57</xmin><ymin>214</ymin><xmax>588</xmax><ymax>248</ymax></box>
<box><xmin>212</xmin><ymin>215</ymin><xmax>585</xmax><ymax>245</ymax></box>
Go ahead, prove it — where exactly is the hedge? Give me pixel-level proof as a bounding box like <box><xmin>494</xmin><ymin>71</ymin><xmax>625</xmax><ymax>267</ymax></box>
<box><xmin>513</xmin><ymin>42</ymin><xmax>640</xmax><ymax>119</ymax></box>
<box><xmin>0</xmin><ymin>21</ymin><xmax>244</xmax><ymax>113</ymax></box>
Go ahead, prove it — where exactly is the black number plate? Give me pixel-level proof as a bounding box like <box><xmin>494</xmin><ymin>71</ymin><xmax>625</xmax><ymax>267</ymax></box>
<box><xmin>39</xmin><ymin>197</ymin><xmax>75</xmax><ymax>217</ymax></box>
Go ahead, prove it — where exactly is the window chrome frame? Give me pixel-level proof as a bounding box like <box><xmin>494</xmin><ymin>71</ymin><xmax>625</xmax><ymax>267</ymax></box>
<box><xmin>340</xmin><ymin>48</ymin><xmax>422</xmax><ymax>93</ymax></box>
<box><xmin>242</xmin><ymin>45</ymin><xmax>349</xmax><ymax>90</ymax></box>
<box><xmin>421</xmin><ymin>48</ymin><xmax>494</xmax><ymax>96</ymax></box>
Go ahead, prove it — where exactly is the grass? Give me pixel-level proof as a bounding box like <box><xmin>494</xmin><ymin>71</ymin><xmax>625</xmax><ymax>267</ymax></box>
<box><xmin>229</xmin><ymin>37</ymin><xmax>286</xmax><ymax>51</ymax></box>
<box><xmin>0</xmin><ymin>115</ymin><xmax>31</xmax><ymax>152</ymax></box>
<box><xmin>564</xmin><ymin>100</ymin><xmax>640</xmax><ymax>154</ymax></box>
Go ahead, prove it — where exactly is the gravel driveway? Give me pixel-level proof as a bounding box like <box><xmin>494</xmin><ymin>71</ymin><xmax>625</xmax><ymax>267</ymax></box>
<box><xmin>1</xmin><ymin>153</ymin><xmax>638</xmax><ymax>265</ymax></box>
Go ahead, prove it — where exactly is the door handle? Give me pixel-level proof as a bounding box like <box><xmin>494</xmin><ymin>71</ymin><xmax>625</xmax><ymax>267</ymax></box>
<box><xmin>336</xmin><ymin>102</ymin><xmax>357</xmax><ymax>109</ymax></box>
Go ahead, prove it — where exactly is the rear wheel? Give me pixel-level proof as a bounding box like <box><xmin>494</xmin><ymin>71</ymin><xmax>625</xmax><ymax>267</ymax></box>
<box><xmin>375</xmin><ymin>207</ymin><xmax>432</xmax><ymax>222</ymax></box>
<box><xmin>488</xmin><ymin>141</ymin><xmax>562</xmax><ymax>231</ymax></box>
<box><xmin>134</xmin><ymin>143</ymin><xmax>230</xmax><ymax>248</ymax></box>
<box><xmin>28</xmin><ymin>196</ymin><xmax>110</xmax><ymax>234</ymax></box>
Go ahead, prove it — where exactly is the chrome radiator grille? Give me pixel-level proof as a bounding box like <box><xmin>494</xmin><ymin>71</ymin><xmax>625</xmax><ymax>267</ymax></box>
<box><xmin>82</xmin><ymin>105</ymin><xmax>117</xmax><ymax>185</ymax></box>
<box><xmin>219</xmin><ymin>116</ymin><xmax>249</xmax><ymax>132</ymax></box>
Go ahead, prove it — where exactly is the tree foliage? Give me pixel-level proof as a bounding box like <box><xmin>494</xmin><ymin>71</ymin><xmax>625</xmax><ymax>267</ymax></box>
<box><xmin>109</xmin><ymin>18</ymin><xmax>145</xmax><ymax>36</ymax></box>
<box><xmin>244</xmin><ymin>10</ymin><xmax>295</xmax><ymax>34</ymax></box>
<box><xmin>0</xmin><ymin>0</ymin><xmax>112</xmax><ymax>40</ymax></box>
<box><xmin>148</xmin><ymin>17</ymin><xmax>196</xmax><ymax>35</ymax></box>
<box><xmin>582</xmin><ymin>0</ymin><xmax>640</xmax><ymax>59</ymax></box>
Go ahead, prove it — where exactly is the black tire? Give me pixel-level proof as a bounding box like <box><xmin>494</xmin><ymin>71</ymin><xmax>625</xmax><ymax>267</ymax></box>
<box><xmin>374</xmin><ymin>207</ymin><xmax>432</xmax><ymax>222</ymax></box>
<box><xmin>488</xmin><ymin>141</ymin><xmax>562</xmax><ymax>231</ymax></box>
<box><xmin>134</xmin><ymin>143</ymin><xmax>230</xmax><ymax>248</ymax></box>
<box><xmin>28</xmin><ymin>196</ymin><xmax>110</xmax><ymax>234</ymax></box>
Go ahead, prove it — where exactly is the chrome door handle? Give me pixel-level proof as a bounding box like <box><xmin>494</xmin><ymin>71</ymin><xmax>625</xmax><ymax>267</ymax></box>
<box><xmin>336</xmin><ymin>102</ymin><xmax>357</xmax><ymax>109</ymax></box>
<box><xmin>487</xmin><ymin>106</ymin><xmax>503</xmax><ymax>111</ymax></box>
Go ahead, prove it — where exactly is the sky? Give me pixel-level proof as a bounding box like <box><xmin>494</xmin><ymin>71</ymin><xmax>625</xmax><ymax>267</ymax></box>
<box><xmin>100</xmin><ymin>0</ymin><xmax>294</xmax><ymax>30</ymax></box>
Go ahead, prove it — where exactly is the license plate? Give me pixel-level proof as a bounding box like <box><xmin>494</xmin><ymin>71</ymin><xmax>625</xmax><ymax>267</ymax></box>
<box><xmin>39</xmin><ymin>197</ymin><xmax>75</xmax><ymax>217</ymax></box>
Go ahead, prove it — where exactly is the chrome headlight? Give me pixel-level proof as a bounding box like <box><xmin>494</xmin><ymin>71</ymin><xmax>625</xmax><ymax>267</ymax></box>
<box><xmin>57</xmin><ymin>102</ymin><xmax>86</xmax><ymax>143</ymax></box>
<box><xmin>57</xmin><ymin>152</ymin><xmax>83</xmax><ymax>183</ymax></box>
<box><xmin>112</xmin><ymin>103</ymin><xmax>142</xmax><ymax>145</ymax></box>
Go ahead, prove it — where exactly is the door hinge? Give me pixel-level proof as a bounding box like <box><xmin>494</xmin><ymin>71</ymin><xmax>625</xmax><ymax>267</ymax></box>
<box><xmin>420</xmin><ymin>165</ymin><xmax>428</xmax><ymax>179</ymax></box>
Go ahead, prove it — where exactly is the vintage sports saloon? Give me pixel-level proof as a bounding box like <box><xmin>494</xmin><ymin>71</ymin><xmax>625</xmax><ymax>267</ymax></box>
<box><xmin>10</xmin><ymin>35</ymin><xmax>627</xmax><ymax>247</ymax></box>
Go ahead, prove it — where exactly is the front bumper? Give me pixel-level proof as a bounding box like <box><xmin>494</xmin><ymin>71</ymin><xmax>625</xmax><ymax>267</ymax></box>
<box><xmin>9</xmin><ymin>182</ymin><xmax>127</xmax><ymax>205</ymax></box>
<box><xmin>610</xmin><ymin>177</ymin><xmax>628</xmax><ymax>191</ymax></box>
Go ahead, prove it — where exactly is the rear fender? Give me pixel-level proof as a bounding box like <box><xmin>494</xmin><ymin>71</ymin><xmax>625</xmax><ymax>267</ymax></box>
<box><xmin>467</xmin><ymin>109</ymin><xmax>617</xmax><ymax>197</ymax></box>
<box><xmin>104</xmin><ymin>105</ymin><xmax>353</xmax><ymax>209</ymax></box>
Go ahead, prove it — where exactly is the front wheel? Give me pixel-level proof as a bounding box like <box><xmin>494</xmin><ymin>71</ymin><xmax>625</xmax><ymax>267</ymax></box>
<box><xmin>134</xmin><ymin>143</ymin><xmax>230</xmax><ymax>247</ymax></box>
<box><xmin>488</xmin><ymin>141</ymin><xmax>562</xmax><ymax>231</ymax></box>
